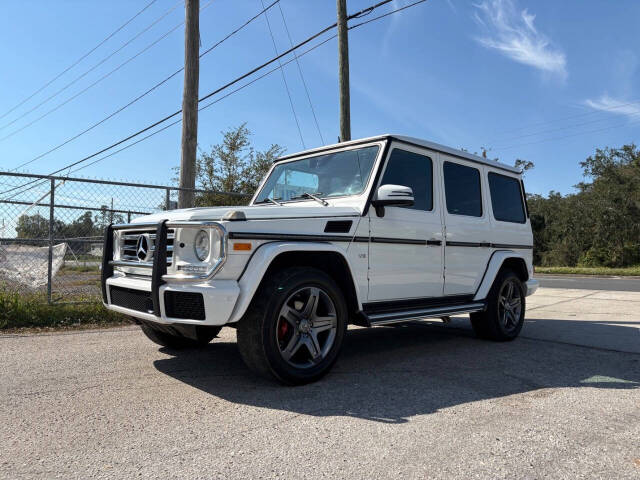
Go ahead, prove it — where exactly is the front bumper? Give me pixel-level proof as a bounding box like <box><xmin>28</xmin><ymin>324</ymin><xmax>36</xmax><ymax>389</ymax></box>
<box><xmin>104</xmin><ymin>274</ymin><xmax>239</xmax><ymax>326</ymax></box>
<box><xmin>101</xmin><ymin>220</ymin><xmax>238</xmax><ymax>326</ymax></box>
<box><xmin>525</xmin><ymin>278</ymin><xmax>539</xmax><ymax>297</ymax></box>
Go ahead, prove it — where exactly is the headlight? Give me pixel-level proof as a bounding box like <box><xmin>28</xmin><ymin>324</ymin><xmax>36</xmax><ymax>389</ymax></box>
<box><xmin>166</xmin><ymin>222</ymin><xmax>227</xmax><ymax>280</ymax></box>
<box><xmin>194</xmin><ymin>230</ymin><xmax>210</xmax><ymax>261</ymax></box>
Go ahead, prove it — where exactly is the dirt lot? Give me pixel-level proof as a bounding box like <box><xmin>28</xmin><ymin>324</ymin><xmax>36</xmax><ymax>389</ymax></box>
<box><xmin>1</xmin><ymin>287</ymin><xmax>639</xmax><ymax>479</ymax></box>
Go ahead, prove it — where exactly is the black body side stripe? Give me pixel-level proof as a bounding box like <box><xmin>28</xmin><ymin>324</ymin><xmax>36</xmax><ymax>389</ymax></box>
<box><xmin>446</xmin><ymin>241</ymin><xmax>483</xmax><ymax>247</ymax></box>
<box><xmin>371</xmin><ymin>237</ymin><xmax>425</xmax><ymax>245</ymax></box>
<box><xmin>491</xmin><ymin>243</ymin><xmax>534</xmax><ymax>249</ymax></box>
<box><xmin>239</xmin><ymin>214</ymin><xmax>359</xmax><ymax>221</ymax></box>
<box><xmin>229</xmin><ymin>232</ymin><xmax>353</xmax><ymax>242</ymax></box>
<box><xmin>446</xmin><ymin>241</ymin><xmax>533</xmax><ymax>249</ymax></box>
<box><xmin>228</xmin><ymin>232</ymin><xmax>530</xmax><ymax>249</ymax></box>
<box><xmin>229</xmin><ymin>232</ymin><xmax>428</xmax><ymax>245</ymax></box>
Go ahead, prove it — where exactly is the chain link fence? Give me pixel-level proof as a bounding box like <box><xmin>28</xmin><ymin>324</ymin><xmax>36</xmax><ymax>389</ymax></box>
<box><xmin>0</xmin><ymin>171</ymin><xmax>250</xmax><ymax>304</ymax></box>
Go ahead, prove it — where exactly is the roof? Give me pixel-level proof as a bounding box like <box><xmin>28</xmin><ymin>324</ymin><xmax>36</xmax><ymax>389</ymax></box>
<box><xmin>276</xmin><ymin>134</ymin><xmax>521</xmax><ymax>174</ymax></box>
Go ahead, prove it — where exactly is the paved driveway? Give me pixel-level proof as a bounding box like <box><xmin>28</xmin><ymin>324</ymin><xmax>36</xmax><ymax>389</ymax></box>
<box><xmin>1</xmin><ymin>287</ymin><xmax>639</xmax><ymax>479</ymax></box>
<box><xmin>537</xmin><ymin>273</ymin><xmax>640</xmax><ymax>292</ymax></box>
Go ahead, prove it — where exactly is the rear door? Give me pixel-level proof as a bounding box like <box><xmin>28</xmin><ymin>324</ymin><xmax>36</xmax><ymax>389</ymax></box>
<box><xmin>440</xmin><ymin>156</ymin><xmax>492</xmax><ymax>295</ymax></box>
<box><xmin>368</xmin><ymin>144</ymin><xmax>444</xmax><ymax>301</ymax></box>
<box><xmin>486</xmin><ymin>169</ymin><xmax>534</xmax><ymax>265</ymax></box>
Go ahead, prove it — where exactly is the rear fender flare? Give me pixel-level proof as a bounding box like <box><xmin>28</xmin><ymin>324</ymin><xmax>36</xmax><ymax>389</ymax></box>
<box><xmin>473</xmin><ymin>251</ymin><xmax>529</xmax><ymax>301</ymax></box>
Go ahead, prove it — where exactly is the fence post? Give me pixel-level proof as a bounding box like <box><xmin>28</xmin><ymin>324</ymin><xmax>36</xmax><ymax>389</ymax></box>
<box><xmin>165</xmin><ymin>188</ymin><xmax>171</xmax><ymax>210</ymax></box>
<box><xmin>47</xmin><ymin>178</ymin><xmax>55</xmax><ymax>304</ymax></box>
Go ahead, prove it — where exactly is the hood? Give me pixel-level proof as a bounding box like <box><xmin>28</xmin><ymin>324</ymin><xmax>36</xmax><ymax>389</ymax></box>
<box><xmin>131</xmin><ymin>204</ymin><xmax>361</xmax><ymax>224</ymax></box>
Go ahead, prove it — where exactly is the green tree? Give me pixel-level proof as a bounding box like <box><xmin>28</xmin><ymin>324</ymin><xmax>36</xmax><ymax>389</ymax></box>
<box><xmin>514</xmin><ymin>158</ymin><xmax>535</xmax><ymax>176</ymax></box>
<box><xmin>16</xmin><ymin>213</ymin><xmax>52</xmax><ymax>239</ymax></box>
<box><xmin>527</xmin><ymin>144</ymin><xmax>640</xmax><ymax>267</ymax></box>
<box><xmin>194</xmin><ymin>124</ymin><xmax>285</xmax><ymax>206</ymax></box>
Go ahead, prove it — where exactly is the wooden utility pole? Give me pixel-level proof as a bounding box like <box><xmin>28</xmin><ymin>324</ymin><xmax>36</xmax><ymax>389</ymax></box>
<box><xmin>178</xmin><ymin>0</ymin><xmax>200</xmax><ymax>208</ymax></box>
<box><xmin>336</xmin><ymin>0</ymin><xmax>351</xmax><ymax>142</ymax></box>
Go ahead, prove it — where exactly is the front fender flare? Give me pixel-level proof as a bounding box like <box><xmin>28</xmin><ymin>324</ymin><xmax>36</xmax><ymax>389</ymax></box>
<box><xmin>228</xmin><ymin>242</ymin><xmax>361</xmax><ymax>323</ymax></box>
<box><xmin>473</xmin><ymin>250</ymin><xmax>529</xmax><ymax>301</ymax></box>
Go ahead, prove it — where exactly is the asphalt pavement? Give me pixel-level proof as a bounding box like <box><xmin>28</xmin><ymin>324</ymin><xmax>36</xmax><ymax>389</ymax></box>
<box><xmin>1</xmin><ymin>287</ymin><xmax>639</xmax><ymax>479</ymax></box>
<box><xmin>537</xmin><ymin>273</ymin><xmax>640</xmax><ymax>291</ymax></box>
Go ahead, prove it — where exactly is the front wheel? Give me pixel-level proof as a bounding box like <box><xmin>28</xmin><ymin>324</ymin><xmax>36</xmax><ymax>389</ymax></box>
<box><xmin>471</xmin><ymin>269</ymin><xmax>525</xmax><ymax>341</ymax></box>
<box><xmin>237</xmin><ymin>267</ymin><xmax>348</xmax><ymax>385</ymax></box>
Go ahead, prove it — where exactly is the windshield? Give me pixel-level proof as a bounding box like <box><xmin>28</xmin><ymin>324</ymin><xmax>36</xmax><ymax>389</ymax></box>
<box><xmin>254</xmin><ymin>145</ymin><xmax>379</xmax><ymax>204</ymax></box>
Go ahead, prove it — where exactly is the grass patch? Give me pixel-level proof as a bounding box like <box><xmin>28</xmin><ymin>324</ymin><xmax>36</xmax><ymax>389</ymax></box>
<box><xmin>0</xmin><ymin>288</ymin><xmax>127</xmax><ymax>330</ymax></box>
<box><xmin>535</xmin><ymin>266</ymin><xmax>640</xmax><ymax>276</ymax></box>
<box><xmin>59</xmin><ymin>265</ymin><xmax>100</xmax><ymax>274</ymax></box>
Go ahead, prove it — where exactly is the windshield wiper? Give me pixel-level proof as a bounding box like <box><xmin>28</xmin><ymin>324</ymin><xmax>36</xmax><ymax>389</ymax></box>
<box><xmin>255</xmin><ymin>197</ymin><xmax>282</xmax><ymax>206</ymax></box>
<box><xmin>292</xmin><ymin>192</ymin><xmax>329</xmax><ymax>206</ymax></box>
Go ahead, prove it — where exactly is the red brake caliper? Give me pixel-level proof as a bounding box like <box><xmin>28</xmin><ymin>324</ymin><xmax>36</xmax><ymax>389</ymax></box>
<box><xmin>278</xmin><ymin>319</ymin><xmax>289</xmax><ymax>341</ymax></box>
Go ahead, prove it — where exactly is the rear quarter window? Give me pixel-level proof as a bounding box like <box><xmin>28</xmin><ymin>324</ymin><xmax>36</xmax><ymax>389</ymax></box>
<box><xmin>488</xmin><ymin>172</ymin><xmax>526</xmax><ymax>223</ymax></box>
<box><xmin>443</xmin><ymin>162</ymin><xmax>482</xmax><ymax>217</ymax></box>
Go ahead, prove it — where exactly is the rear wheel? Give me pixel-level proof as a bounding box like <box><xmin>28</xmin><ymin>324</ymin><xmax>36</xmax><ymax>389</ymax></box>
<box><xmin>139</xmin><ymin>322</ymin><xmax>221</xmax><ymax>349</ymax></box>
<box><xmin>471</xmin><ymin>269</ymin><xmax>525</xmax><ymax>341</ymax></box>
<box><xmin>237</xmin><ymin>267</ymin><xmax>347</xmax><ymax>385</ymax></box>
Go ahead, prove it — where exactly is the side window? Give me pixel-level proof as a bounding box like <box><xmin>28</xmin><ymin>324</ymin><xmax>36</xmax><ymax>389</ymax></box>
<box><xmin>488</xmin><ymin>172</ymin><xmax>526</xmax><ymax>223</ymax></box>
<box><xmin>380</xmin><ymin>149</ymin><xmax>433</xmax><ymax>211</ymax></box>
<box><xmin>443</xmin><ymin>162</ymin><xmax>482</xmax><ymax>217</ymax></box>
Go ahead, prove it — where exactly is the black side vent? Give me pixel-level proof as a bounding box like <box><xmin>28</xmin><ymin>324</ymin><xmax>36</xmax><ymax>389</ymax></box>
<box><xmin>324</xmin><ymin>220</ymin><xmax>353</xmax><ymax>233</ymax></box>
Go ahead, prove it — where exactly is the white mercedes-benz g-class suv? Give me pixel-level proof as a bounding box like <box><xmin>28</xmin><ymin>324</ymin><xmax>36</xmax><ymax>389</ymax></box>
<box><xmin>102</xmin><ymin>134</ymin><xmax>538</xmax><ymax>384</ymax></box>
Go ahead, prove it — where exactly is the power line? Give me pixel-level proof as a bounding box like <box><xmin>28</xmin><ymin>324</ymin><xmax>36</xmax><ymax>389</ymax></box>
<box><xmin>0</xmin><ymin>0</ymin><xmax>185</xmax><ymax>133</ymax></box>
<box><xmin>0</xmin><ymin>0</ymin><xmax>158</xmax><ymax>122</ymax></box>
<box><xmin>72</xmin><ymin>34</ymin><xmax>340</xmax><ymax>178</ymax></box>
<box><xmin>69</xmin><ymin>0</ymin><xmax>418</xmax><ymax>176</ymax></box>
<box><xmin>260</xmin><ymin>0</ymin><xmax>305</xmax><ymax>149</ymax></box>
<box><xmin>487</xmin><ymin>98</ymin><xmax>640</xmax><ymax>142</ymax></box>
<box><xmin>495</xmin><ymin>116</ymin><xmax>640</xmax><ymax>151</ymax></box>
<box><xmin>0</xmin><ymin>0</ymin><xmax>220</xmax><ymax>145</ymax></box>
<box><xmin>3</xmin><ymin>0</ymin><xmax>419</xmax><ymax>199</ymax></box>
<box><xmin>349</xmin><ymin>0</ymin><xmax>427</xmax><ymax>28</ymax></box>
<box><xmin>9</xmin><ymin>0</ymin><xmax>281</xmax><ymax>172</ymax></box>
<box><xmin>491</xmin><ymin>110</ymin><xmax>640</xmax><ymax>145</ymax></box>
<box><xmin>277</xmin><ymin>2</ymin><xmax>324</xmax><ymax>145</ymax></box>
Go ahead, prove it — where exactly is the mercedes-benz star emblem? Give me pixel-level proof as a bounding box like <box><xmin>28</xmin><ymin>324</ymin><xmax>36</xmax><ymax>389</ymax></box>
<box><xmin>136</xmin><ymin>234</ymin><xmax>151</xmax><ymax>262</ymax></box>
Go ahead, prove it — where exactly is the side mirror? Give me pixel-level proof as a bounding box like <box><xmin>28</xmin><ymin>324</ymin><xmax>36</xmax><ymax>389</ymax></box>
<box><xmin>371</xmin><ymin>184</ymin><xmax>414</xmax><ymax>217</ymax></box>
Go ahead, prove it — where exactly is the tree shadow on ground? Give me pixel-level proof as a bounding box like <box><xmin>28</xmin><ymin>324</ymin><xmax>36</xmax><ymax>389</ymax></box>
<box><xmin>153</xmin><ymin>319</ymin><xmax>640</xmax><ymax>424</ymax></box>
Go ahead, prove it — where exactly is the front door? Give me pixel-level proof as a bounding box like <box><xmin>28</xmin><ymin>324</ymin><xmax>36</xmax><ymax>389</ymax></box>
<box><xmin>368</xmin><ymin>146</ymin><xmax>444</xmax><ymax>301</ymax></box>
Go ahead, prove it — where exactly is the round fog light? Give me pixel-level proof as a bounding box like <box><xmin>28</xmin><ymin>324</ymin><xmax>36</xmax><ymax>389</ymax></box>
<box><xmin>194</xmin><ymin>230</ymin><xmax>210</xmax><ymax>261</ymax></box>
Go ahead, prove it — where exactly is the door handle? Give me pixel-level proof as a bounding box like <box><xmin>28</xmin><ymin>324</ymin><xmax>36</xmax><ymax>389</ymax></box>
<box><xmin>427</xmin><ymin>239</ymin><xmax>442</xmax><ymax>246</ymax></box>
<box><xmin>479</xmin><ymin>241</ymin><xmax>491</xmax><ymax>248</ymax></box>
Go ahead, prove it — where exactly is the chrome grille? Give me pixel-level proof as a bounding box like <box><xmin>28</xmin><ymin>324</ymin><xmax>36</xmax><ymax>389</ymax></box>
<box><xmin>119</xmin><ymin>228</ymin><xmax>174</xmax><ymax>265</ymax></box>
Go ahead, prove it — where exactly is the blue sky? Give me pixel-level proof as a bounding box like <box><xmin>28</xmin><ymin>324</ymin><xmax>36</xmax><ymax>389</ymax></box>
<box><xmin>0</xmin><ymin>0</ymin><xmax>639</xmax><ymax>198</ymax></box>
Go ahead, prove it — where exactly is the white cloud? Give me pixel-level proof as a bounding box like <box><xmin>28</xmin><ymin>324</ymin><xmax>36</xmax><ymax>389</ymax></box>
<box><xmin>584</xmin><ymin>94</ymin><xmax>640</xmax><ymax>119</ymax></box>
<box><xmin>473</xmin><ymin>0</ymin><xmax>567</xmax><ymax>78</ymax></box>
<box><xmin>445</xmin><ymin>0</ymin><xmax>458</xmax><ymax>14</ymax></box>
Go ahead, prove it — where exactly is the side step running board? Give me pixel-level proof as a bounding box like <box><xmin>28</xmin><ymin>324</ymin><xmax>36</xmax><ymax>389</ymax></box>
<box><xmin>365</xmin><ymin>302</ymin><xmax>486</xmax><ymax>326</ymax></box>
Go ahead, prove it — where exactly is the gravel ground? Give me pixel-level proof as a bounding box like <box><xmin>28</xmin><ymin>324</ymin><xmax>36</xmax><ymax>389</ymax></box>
<box><xmin>1</xmin><ymin>287</ymin><xmax>639</xmax><ymax>479</ymax></box>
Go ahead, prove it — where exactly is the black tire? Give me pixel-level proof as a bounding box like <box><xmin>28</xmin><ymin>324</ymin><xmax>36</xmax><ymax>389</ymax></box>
<box><xmin>237</xmin><ymin>267</ymin><xmax>348</xmax><ymax>385</ymax></box>
<box><xmin>471</xmin><ymin>269</ymin><xmax>526</xmax><ymax>341</ymax></box>
<box><xmin>139</xmin><ymin>322</ymin><xmax>221</xmax><ymax>349</ymax></box>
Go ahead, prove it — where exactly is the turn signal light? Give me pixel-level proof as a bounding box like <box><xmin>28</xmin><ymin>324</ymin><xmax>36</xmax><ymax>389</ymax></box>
<box><xmin>233</xmin><ymin>242</ymin><xmax>252</xmax><ymax>251</ymax></box>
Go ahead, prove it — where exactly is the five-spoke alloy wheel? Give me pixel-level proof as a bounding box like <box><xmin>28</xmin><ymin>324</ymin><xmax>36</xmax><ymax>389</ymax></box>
<box><xmin>471</xmin><ymin>268</ymin><xmax>525</xmax><ymax>341</ymax></box>
<box><xmin>497</xmin><ymin>278</ymin><xmax>523</xmax><ymax>334</ymax></box>
<box><xmin>276</xmin><ymin>287</ymin><xmax>338</xmax><ymax>368</ymax></box>
<box><xmin>237</xmin><ymin>267</ymin><xmax>347</xmax><ymax>385</ymax></box>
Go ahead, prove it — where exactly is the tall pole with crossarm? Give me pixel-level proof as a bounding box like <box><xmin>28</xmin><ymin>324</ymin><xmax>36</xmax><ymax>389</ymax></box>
<box><xmin>336</xmin><ymin>0</ymin><xmax>351</xmax><ymax>142</ymax></box>
<box><xmin>178</xmin><ymin>0</ymin><xmax>200</xmax><ymax>208</ymax></box>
